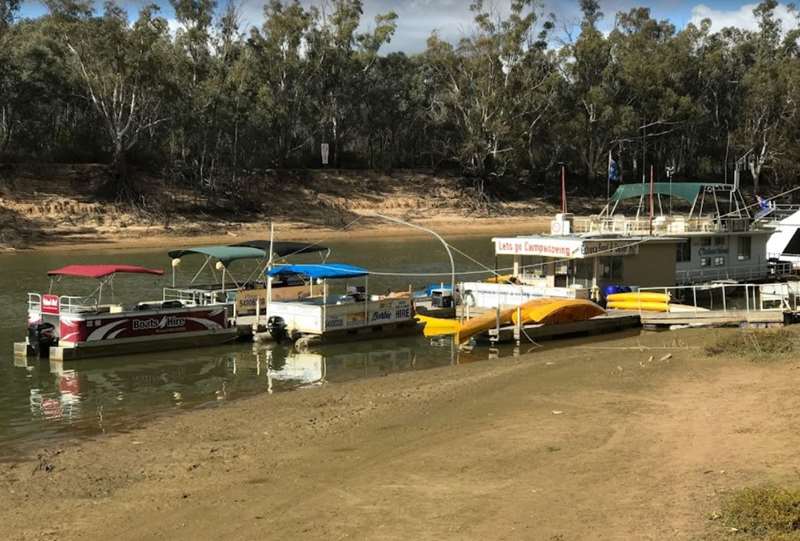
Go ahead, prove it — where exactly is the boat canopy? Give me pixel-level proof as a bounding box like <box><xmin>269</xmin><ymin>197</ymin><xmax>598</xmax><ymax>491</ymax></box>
<box><xmin>167</xmin><ymin>245</ymin><xmax>266</xmax><ymax>265</ymax></box>
<box><xmin>47</xmin><ymin>264</ymin><xmax>164</xmax><ymax>279</ymax></box>
<box><xmin>610</xmin><ymin>182</ymin><xmax>732</xmax><ymax>203</ymax></box>
<box><xmin>233</xmin><ymin>240</ymin><xmax>328</xmax><ymax>257</ymax></box>
<box><xmin>267</xmin><ymin>263</ymin><xmax>368</xmax><ymax>280</ymax></box>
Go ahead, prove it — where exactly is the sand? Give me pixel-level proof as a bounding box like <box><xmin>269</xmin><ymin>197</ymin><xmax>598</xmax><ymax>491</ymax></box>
<box><xmin>3</xmin><ymin>327</ymin><xmax>799</xmax><ymax>540</ymax></box>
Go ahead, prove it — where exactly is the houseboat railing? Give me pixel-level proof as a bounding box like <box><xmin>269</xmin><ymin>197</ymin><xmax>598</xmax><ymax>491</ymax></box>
<box><xmin>638</xmin><ymin>281</ymin><xmax>800</xmax><ymax>314</ymax></box>
<box><xmin>572</xmin><ymin>216</ymin><xmax>768</xmax><ymax>235</ymax></box>
<box><xmin>675</xmin><ymin>261</ymin><xmax>794</xmax><ymax>285</ymax></box>
<box><xmin>162</xmin><ymin>287</ymin><xmax>238</xmax><ymax>306</ymax></box>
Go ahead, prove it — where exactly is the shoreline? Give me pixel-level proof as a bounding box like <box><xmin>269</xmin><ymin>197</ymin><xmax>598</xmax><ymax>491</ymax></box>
<box><xmin>3</xmin><ymin>327</ymin><xmax>799</xmax><ymax>540</ymax></box>
<box><xmin>0</xmin><ymin>215</ymin><xmax>551</xmax><ymax>254</ymax></box>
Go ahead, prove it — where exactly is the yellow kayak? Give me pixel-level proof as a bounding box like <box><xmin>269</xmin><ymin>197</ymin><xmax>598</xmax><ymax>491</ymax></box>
<box><xmin>416</xmin><ymin>298</ymin><xmax>605</xmax><ymax>342</ymax></box>
<box><xmin>510</xmin><ymin>298</ymin><xmax>605</xmax><ymax>325</ymax></box>
<box><xmin>607</xmin><ymin>300</ymin><xmax>669</xmax><ymax>312</ymax></box>
<box><xmin>484</xmin><ymin>274</ymin><xmax>515</xmax><ymax>284</ymax></box>
<box><xmin>607</xmin><ymin>292</ymin><xmax>670</xmax><ymax>303</ymax></box>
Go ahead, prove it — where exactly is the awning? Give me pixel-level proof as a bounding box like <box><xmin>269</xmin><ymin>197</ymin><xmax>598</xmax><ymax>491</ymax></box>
<box><xmin>610</xmin><ymin>182</ymin><xmax>732</xmax><ymax>203</ymax></box>
<box><xmin>48</xmin><ymin>264</ymin><xmax>164</xmax><ymax>279</ymax></box>
<box><xmin>233</xmin><ymin>240</ymin><xmax>328</xmax><ymax>257</ymax></box>
<box><xmin>167</xmin><ymin>245</ymin><xmax>267</xmax><ymax>265</ymax></box>
<box><xmin>267</xmin><ymin>263</ymin><xmax>368</xmax><ymax>280</ymax></box>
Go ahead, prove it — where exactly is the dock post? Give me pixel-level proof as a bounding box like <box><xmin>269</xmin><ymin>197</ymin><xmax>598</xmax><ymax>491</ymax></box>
<box><xmin>253</xmin><ymin>297</ymin><xmax>260</xmax><ymax>333</ymax></box>
<box><xmin>692</xmin><ymin>286</ymin><xmax>698</xmax><ymax>313</ymax></box>
<box><xmin>514</xmin><ymin>305</ymin><xmax>521</xmax><ymax>346</ymax></box>
<box><xmin>746</xmin><ymin>285</ymin><xmax>750</xmax><ymax>312</ymax></box>
<box><xmin>722</xmin><ymin>285</ymin><xmax>727</xmax><ymax>312</ymax></box>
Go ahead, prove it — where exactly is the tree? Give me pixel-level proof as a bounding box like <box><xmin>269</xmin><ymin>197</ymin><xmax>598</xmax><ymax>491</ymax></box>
<box><xmin>56</xmin><ymin>2</ymin><xmax>174</xmax><ymax>190</ymax></box>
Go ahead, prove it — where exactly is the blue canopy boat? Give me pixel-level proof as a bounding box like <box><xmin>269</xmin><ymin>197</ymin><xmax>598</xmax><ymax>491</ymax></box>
<box><xmin>261</xmin><ymin>263</ymin><xmax>418</xmax><ymax>344</ymax></box>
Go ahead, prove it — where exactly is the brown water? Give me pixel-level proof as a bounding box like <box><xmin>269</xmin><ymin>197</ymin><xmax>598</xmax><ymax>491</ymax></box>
<box><xmin>0</xmin><ymin>235</ymin><xmax>522</xmax><ymax>459</ymax></box>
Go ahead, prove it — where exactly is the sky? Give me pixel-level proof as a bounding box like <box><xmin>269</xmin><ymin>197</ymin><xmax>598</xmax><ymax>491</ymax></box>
<box><xmin>17</xmin><ymin>1</ymin><xmax>799</xmax><ymax>53</ymax></box>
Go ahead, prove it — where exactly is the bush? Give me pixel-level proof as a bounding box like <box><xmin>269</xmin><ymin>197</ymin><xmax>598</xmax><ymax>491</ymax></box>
<box><xmin>705</xmin><ymin>329</ymin><xmax>796</xmax><ymax>359</ymax></box>
<box><xmin>721</xmin><ymin>486</ymin><xmax>800</xmax><ymax>539</ymax></box>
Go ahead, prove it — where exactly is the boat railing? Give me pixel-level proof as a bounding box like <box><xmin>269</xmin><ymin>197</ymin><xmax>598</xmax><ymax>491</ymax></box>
<box><xmin>59</xmin><ymin>295</ymin><xmax>99</xmax><ymax>314</ymax></box>
<box><xmin>162</xmin><ymin>287</ymin><xmax>237</xmax><ymax>306</ymax></box>
<box><xmin>639</xmin><ymin>281</ymin><xmax>800</xmax><ymax>314</ymax></box>
<box><xmin>675</xmin><ymin>261</ymin><xmax>794</xmax><ymax>285</ymax></box>
<box><xmin>27</xmin><ymin>293</ymin><xmax>41</xmax><ymax>313</ymax></box>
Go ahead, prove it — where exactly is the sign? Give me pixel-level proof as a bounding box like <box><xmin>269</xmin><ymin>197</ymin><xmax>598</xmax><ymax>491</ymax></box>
<box><xmin>321</xmin><ymin>143</ymin><xmax>330</xmax><ymax>165</ymax></box>
<box><xmin>494</xmin><ymin>237</ymin><xmax>583</xmax><ymax>258</ymax></box>
<box><xmin>42</xmin><ymin>294</ymin><xmax>60</xmax><ymax>315</ymax></box>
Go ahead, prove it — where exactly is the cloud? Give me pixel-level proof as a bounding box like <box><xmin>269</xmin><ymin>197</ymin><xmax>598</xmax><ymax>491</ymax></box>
<box><xmin>689</xmin><ymin>2</ymin><xmax>797</xmax><ymax>33</ymax></box>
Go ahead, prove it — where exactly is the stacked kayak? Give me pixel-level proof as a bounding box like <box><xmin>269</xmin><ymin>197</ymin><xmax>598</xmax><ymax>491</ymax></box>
<box><xmin>416</xmin><ymin>298</ymin><xmax>605</xmax><ymax>343</ymax></box>
<box><xmin>606</xmin><ymin>292</ymin><xmax>670</xmax><ymax>312</ymax></box>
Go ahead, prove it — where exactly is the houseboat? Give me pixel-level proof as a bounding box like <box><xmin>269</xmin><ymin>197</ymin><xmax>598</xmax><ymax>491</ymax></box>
<box><xmin>261</xmin><ymin>263</ymin><xmax>418</xmax><ymax>344</ymax></box>
<box><xmin>464</xmin><ymin>181</ymin><xmax>790</xmax><ymax>309</ymax></box>
<box><xmin>15</xmin><ymin>264</ymin><xmax>238</xmax><ymax>361</ymax></box>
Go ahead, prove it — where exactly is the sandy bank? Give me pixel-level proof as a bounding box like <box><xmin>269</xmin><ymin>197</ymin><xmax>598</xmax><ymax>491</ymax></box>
<box><xmin>0</xmin><ymin>215</ymin><xmax>551</xmax><ymax>254</ymax></box>
<box><xmin>3</xmin><ymin>328</ymin><xmax>799</xmax><ymax>540</ymax></box>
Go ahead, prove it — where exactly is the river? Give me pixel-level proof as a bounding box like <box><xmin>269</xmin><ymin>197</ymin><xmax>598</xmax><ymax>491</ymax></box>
<box><xmin>0</xmin><ymin>235</ymin><xmax>527</xmax><ymax>459</ymax></box>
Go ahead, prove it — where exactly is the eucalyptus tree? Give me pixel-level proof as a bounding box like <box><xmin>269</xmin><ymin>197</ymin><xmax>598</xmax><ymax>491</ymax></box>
<box><xmin>734</xmin><ymin>0</ymin><xmax>800</xmax><ymax>192</ymax></box>
<box><xmin>304</xmin><ymin>0</ymin><xmax>397</xmax><ymax>167</ymax></box>
<box><xmin>424</xmin><ymin>0</ymin><xmax>557</xmax><ymax>179</ymax></box>
<box><xmin>54</xmin><ymin>1</ymin><xmax>175</xmax><ymax>188</ymax></box>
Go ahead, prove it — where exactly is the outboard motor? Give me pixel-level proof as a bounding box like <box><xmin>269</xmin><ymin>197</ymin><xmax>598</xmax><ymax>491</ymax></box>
<box><xmin>27</xmin><ymin>322</ymin><xmax>56</xmax><ymax>358</ymax></box>
<box><xmin>267</xmin><ymin>316</ymin><xmax>288</xmax><ymax>342</ymax></box>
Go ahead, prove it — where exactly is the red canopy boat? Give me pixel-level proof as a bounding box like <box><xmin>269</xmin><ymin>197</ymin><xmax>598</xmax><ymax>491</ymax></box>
<box><xmin>15</xmin><ymin>263</ymin><xmax>237</xmax><ymax>361</ymax></box>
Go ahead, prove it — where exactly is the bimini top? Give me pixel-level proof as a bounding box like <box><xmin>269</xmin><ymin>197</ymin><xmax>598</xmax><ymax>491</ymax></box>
<box><xmin>267</xmin><ymin>263</ymin><xmax>368</xmax><ymax>280</ymax></box>
<box><xmin>611</xmin><ymin>182</ymin><xmax>733</xmax><ymax>203</ymax></box>
<box><xmin>167</xmin><ymin>245</ymin><xmax>266</xmax><ymax>265</ymax></box>
<box><xmin>48</xmin><ymin>264</ymin><xmax>164</xmax><ymax>279</ymax></box>
<box><xmin>233</xmin><ymin>240</ymin><xmax>329</xmax><ymax>257</ymax></box>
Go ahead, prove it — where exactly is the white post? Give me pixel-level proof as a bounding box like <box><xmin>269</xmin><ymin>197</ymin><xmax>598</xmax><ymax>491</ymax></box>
<box><xmin>322</xmin><ymin>280</ymin><xmax>328</xmax><ymax>333</ymax></box>
<box><xmin>254</xmin><ymin>297</ymin><xmax>260</xmax><ymax>333</ymax></box>
<box><xmin>364</xmin><ymin>275</ymin><xmax>369</xmax><ymax>326</ymax></box>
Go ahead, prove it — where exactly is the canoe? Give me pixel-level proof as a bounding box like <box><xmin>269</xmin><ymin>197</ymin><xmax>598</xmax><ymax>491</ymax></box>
<box><xmin>510</xmin><ymin>298</ymin><xmax>605</xmax><ymax>325</ymax></box>
<box><xmin>606</xmin><ymin>292</ymin><xmax>670</xmax><ymax>303</ymax></box>
<box><xmin>607</xmin><ymin>300</ymin><xmax>669</xmax><ymax>312</ymax></box>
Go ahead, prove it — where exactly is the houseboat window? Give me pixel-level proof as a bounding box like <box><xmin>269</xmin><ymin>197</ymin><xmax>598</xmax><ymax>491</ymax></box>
<box><xmin>676</xmin><ymin>240</ymin><xmax>691</xmax><ymax>262</ymax></box>
<box><xmin>700</xmin><ymin>257</ymin><xmax>710</xmax><ymax>267</ymax></box>
<box><xmin>600</xmin><ymin>256</ymin><xmax>623</xmax><ymax>280</ymax></box>
<box><xmin>713</xmin><ymin>256</ymin><xmax>725</xmax><ymax>266</ymax></box>
<box><xmin>737</xmin><ymin>236</ymin><xmax>751</xmax><ymax>260</ymax></box>
<box><xmin>521</xmin><ymin>256</ymin><xmax>545</xmax><ymax>278</ymax></box>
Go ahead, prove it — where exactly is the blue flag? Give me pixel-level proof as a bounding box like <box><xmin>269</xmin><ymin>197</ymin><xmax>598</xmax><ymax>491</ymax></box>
<box><xmin>608</xmin><ymin>157</ymin><xmax>620</xmax><ymax>183</ymax></box>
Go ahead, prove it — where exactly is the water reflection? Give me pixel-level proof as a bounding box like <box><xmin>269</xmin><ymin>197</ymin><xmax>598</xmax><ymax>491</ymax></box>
<box><xmin>3</xmin><ymin>334</ymin><xmax>508</xmax><ymax>458</ymax></box>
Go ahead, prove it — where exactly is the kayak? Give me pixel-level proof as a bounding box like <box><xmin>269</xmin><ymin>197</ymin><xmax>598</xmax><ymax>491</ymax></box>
<box><xmin>607</xmin><ymin>300</ymin><xmax>669</xmax><ymax>312</ymax></box>
<box><xmin>606</xmin><ymin>291</ymin><xmax>670</xmax><ymax>303</ymax></box>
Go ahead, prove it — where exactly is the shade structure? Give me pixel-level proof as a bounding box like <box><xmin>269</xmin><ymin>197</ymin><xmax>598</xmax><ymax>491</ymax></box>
<box><xmin>267</xmin><ymin>263</ymin><xmax>368</xmax><ymax>280</ymax></box>
<box><xmin>167</xmin><ymin>245</ymin><xmax>266</xmax><ymax>266</ymax></box>
<box><xmin>47</xmin><ymin>264</ymin><xmax>164</xmax><ymax>279</ymax></box>
<box><xmin>610</xmin><ymin>182</ymin><xmax>732</xmax><ymax>203</ymax></box>
<box><xmin>232</xmin><ymin>240</ymin><xmax>328</xmax><ymax>257</ymax></box>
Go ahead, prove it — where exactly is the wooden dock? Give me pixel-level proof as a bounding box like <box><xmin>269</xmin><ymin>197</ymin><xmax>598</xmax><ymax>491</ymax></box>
<box><xmin>638</xmin><ymin>309</ymin><xmax>787</xmax><ymax>328</ymax></box>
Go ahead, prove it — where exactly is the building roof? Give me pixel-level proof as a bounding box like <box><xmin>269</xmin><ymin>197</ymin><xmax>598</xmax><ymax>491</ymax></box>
<box><xmin>610</xmin><ymin>182</ymin><xmax>732</xmax><ymax>203</ymax></box>
<box><xmin>267</xmin><ymin>263</ymin><xmax>368</xmax><ymax>280</ymax></box>
<box><xmin>47</xmin><ymin>264</ymin><xmax>164</xmax><ymax>279</ymax></box>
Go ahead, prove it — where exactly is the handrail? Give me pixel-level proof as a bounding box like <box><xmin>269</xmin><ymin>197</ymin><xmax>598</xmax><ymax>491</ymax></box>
<box><xmin>638</xmin><ymin>280</ymin><xmax>800</xmax><ymax>314</ymax></box>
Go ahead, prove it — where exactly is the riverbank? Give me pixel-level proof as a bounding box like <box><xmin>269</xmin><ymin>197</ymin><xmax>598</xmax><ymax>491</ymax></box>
<box><xmin>4</xmin><ymin>327</ymin><xmax>799</xmax><ymax>540</ymax></box>
<box><xmin>0</xmin><ymin>164</ymin><xmax>570</xmax><ymax>252</ymax></box>
<box><xmin>0</xmin><ymin>215</ymin><xmax>552</xmax><ymax>254</ymax></box>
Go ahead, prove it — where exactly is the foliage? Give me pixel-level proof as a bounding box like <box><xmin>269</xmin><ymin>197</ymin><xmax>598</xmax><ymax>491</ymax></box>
<box><xmin>704</xmin><ymin>329</ymin><xmax>796</xmax><ymax>359</ymax></box>
<box><xmin>2</xmin><ymin>0</ymin><xmax>800</xmax><ymax>197</ymax></box>
<box><xmin>721</xmin><ymin>485</ymin><xmax>800</xmax><ymax>539</ymax></box>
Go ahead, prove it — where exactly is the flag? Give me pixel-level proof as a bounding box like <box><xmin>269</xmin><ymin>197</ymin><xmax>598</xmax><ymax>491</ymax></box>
<box><xmin>608</xmin><ymin>153</ymin><xmax>620</xmax><ymax>183</ymax></box>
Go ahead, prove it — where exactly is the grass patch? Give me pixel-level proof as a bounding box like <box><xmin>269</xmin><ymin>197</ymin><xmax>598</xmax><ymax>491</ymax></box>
<box><xmin>705</xmin><ymin>329</ymin><xmax>796</xmax><ymax>359</ymax></box>
<box><xmin>721</xmin><ymin>486</ymin><xmax>800</xmax><ymax>539</ymax></box>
